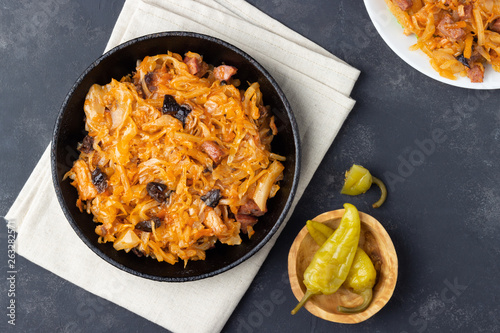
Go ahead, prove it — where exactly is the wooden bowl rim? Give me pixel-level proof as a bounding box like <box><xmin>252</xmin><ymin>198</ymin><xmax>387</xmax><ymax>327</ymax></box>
<box><xmin>288</xmin><ymin>209</ymin><xmax>398</xmax><ymax>323</ymax></box>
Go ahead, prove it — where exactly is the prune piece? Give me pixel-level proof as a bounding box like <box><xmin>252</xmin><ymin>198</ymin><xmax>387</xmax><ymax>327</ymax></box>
<box><xmin>162</xmin><ymin>94</ymin><xmax>180</xmax><ymax>113</ymax></box>
<box><xmin>174</xmin><ymin>104</ymin><xmax>192</xmax><ymax>126</ymax></box>
<box><xmin>201</xmin><ymin>189</ymin><xmax>222</xmax><ymax>208</ymax></box>
<box><xmin>146</xmin><ymin>182</ymin><xmax>171</xmax><ymax>203</ymax></box>
<box><xmin>91</xmin><ymin>167</ymin><xmax>108</xmax><ymax>193</ymax></box>
<box><xmin>135</xmin><ymin>217</ymin><xmax>162</xmax><ymax>232</ymax></box>
<box><xmin>78</xmin><ymin>135</ymin><xmax>94</xmax><ymax>154</ymax></box>
<box><xmin>220</xmin><ymin>80</ymin><xmax>227</xmax><ymax>86</ymax></box>
<box><xmin>456</xmin><ymin>54</ymin><xmax>470</xmax><ymax>68</ymax></box>
<box><xmin>161</xmin><ymin>95</ymin><xmax>192</xmax><ymax>126</ymax></box>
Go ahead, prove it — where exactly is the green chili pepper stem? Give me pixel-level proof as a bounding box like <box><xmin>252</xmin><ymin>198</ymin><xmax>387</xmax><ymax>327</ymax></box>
<box><xmin>291</xmin><ymin>289</ymin><xmax>316</xmax><ymax>315</ymax></box>
<box><xmin>337</xmin><ymin>288</ymin><xmax>373</xmax><ymax>314</ymax></box>
<box><xmin>372</xmin><ymin>176</ymin><xmax>387</xmax><ymax>208</ymax></box>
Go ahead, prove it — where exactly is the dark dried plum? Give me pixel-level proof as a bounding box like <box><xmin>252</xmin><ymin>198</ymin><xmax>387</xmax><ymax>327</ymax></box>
<box><xmin>91</xmin><ymin>167</ymin><xmax>108</xmax><ymax>193</ymax></box>
<box><xmin>174</xmin><ymin>104</ymin><xmax>192</xmax><ymax>126</ymax></box>
<box><xmin>135</xmin><ymin>217</ymin><xmax>162</xmax><ymax>232</ymax></box>
<box><xmin>79</xmin><ymin>135</ymin><xmax>94</xmax><ymax>154</ymax></box>
<box><xmin>161</xmin><ymin>95</ymin><xmax>192</xmax><ymax>126</ymax></box>
<box><xmin>201</xmin><ymin>189</ymin><xmax>222</xmax><ymax>208</ymax></box>
<box><xmin>456</xmin><ymin>54</ymin><xmax>470</xmax><ymax>68</ymax></box>
<box><xmin>162</xmin><ymin>94</ymin><xmax>180</xmax><ymax>113</ymax></box>
<box><xmin>146</xmin><ymin>182</ymin><xmax>171</xmax><ymax>203</ymax></box>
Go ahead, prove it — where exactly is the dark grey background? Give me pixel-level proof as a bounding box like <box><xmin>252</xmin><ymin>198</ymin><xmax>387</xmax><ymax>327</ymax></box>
<box><xmin>1</xmin><ymin>0</ymin><xmax>499</xmax><ymax>332</ymax></box>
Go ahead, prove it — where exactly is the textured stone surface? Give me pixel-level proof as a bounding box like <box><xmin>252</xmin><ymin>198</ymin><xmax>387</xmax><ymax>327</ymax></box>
<box><xmin>1</xmin><ymin>0</ymin><xmax>499</xmax><ymax>332</ymax></box>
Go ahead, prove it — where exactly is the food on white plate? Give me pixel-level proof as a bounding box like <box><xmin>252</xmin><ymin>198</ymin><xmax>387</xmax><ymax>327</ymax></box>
<box><xmin>385</xmin><ymin>0</ymin><xmax>500</xmax><ymax>82</ymax></box>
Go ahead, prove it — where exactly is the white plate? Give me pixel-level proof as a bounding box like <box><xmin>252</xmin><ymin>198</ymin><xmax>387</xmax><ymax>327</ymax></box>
<box><xmin>364</xmin><ymin>0</ymin><xmax>500</xmax><ymax>89</ymax></box>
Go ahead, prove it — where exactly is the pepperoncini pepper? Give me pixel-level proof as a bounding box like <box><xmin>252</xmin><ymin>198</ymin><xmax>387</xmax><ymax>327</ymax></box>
<box><xmin>341</xmin><ymin>164</ymin><xmax>387</xmax><ymax>208</ymax></box>
<box><xmin>291</xmin><ymin>203</ymin><xmax>360</xmax><ymax>315</ymax></box>
<box><xmin>306</xmin><ymin>219</ymin><xmax>377</xmax><ymax>313</ymax></box>
<box><xmin>339</xmin><ymin>247</ymin><xmax>376</xmax><ymax>313</ymax></box>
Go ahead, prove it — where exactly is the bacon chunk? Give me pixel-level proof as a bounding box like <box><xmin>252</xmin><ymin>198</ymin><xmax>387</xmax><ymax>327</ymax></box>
<box><xmin>393</xmin><ymin>0</ymin><xmax>413</xmax><ymax>11</ymax></box>
<box><xmin>437</xmin><ymin>15</ymin><xmax>466</xmax><ymax>41</ymax></box>
<box><xmin>213</xmin><ymin>65</ymin><xmax>237</xmax><ymax>81</ymax></box>
<box><xmin>236</xmin><ymin>214</ymin><xmax>258</xmax><ymax>234</ymax></box>
<box><xmin>204</xmin><ymin>207</ymin><xmax>227</xmax><ymax>236</ymax></box>
<box><xmin>458</xmin><ymin>4</ymin><xmax>472</xmax><ymax>21</ymax></box>
<box><xmin>203</xmin><ymin>208</ymin><xmax>242</xmax><ymax>245</ymax></box>
<box><xmin>467</xmin><ymin>64</ymin><xmax>484</xmax><ymax>83</ymax></box>
<box><xmin>183</xmin><ymin>54</ymin><xmax>208</xmax><ymax>77</ymax></box>
<box><xmin>238</xmin><ymin>199</ymin><xmax>266</xmax><ymax>217</ymax></box>
<box><xmin>490</xmin><ymin>18</ymin><xmax>500</xmax><ymax>34</ymax></box>
<box><xmin>200</xmin><ymin>141</ymin><xmax>226</xmax><ymax>165</ymax></box>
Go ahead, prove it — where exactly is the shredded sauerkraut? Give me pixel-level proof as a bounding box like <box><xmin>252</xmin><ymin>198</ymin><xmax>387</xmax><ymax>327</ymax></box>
<box><xmin>385</xmin><ymin>0</ymin><xmax>500</xmax><ymax>82</ymax></box>
<box><xmin>65</xmin><ymin>51</ymin><xmax>285</xmax><ymax>265</ymax></box>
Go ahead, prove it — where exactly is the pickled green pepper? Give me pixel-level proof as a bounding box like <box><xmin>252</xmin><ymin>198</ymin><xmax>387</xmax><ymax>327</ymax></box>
<box><xmin>341</xmin><ymin>164</ymin><xmax>387</xmax><ymax>208</ymax></box>
<box><xmin>291</xmin><ymin>203</ymin><xmax>360</xmax><ymax>315</ymax></box>
<box><xmin>339</xmin><ymin>247</ymin><xmax>376</xmax><ymax>313</ymax></box>
<box><xmin>306</xmin><ymin>220</ymin><xmax>377</xmax><ymax>313</ymax></box>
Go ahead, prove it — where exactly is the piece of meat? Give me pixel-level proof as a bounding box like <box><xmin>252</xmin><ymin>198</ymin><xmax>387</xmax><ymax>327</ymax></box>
<box><xmin>437</xmin><ymin>15</ymin><xmax>466</xmax><ymax>41</ymax></box>
<box><xmin>490</xmin><ymin>18</ymin><xmax>500</xmax><ymax>34</ymax></box>
<box><xmin>213</xmin><ymin>65</ymin><xmax>237</xmax><ymax>81</ymax></box>
<box><xmin>238</xmin><ymin>199</ymin><xmax>266</xmax><ymax>217</ymax></box>
<box><xmin>458</xmin><ymin>4</ymin><xmax>472</xmax><ymax>21</ymax></box>
<box><xmin>183</xmin><ymin>55</ymin><xmax>208</xmax><ymax>77</ymax></box>
<box><xmin>393</xmin><ymin>0</ymin><xmax>413</xmax><ymax>11</ymax></box>
<box><xmin>144</xmin><ymin>73</ymin><xmax>158</xmax><ymax>92</ymax></box>
<box><xmin>469</xmin><ymin>49</ymin><xmax>484</xmax><ymax>63</ymax></box>
<box><xmin>200</xmin><ymin>141</ymin><xmax>226</xmax><ymax>165</ymax></box>
<box><xmin>236</xmin><ymin>214</ymin><xmax>258</xmax><ymax>233</ymax></box>
<box><xmin>467</xmin><ymin>64</ymin><xmax>484</xmax><ymax>83</ymax></box>
<box><xmin>203</xmin><ymin>207</ymin><xmax>227</xmax><ymax>236</ymax></box>
<box><xmin>184</xmin><ymin>55</ymin><xmax>201</xmax><ymax>75</ymax></box>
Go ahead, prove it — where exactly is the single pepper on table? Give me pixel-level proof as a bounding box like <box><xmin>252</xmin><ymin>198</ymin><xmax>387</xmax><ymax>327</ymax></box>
<box><xmin>341</xmin><ymin>164</ymin><xmax>387</xmax><ymax>208</ymax></box>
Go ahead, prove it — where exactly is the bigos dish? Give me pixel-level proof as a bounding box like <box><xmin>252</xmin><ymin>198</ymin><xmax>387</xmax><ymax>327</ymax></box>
<box><xmin>385</xmin><ymin>0</ymin><xmax>500</xmax><ymax>83</ymax></box>
<box><xmin>64</xmin><ymin>51</ymin><xmax>285</xmax><ymax>266</ymax></box>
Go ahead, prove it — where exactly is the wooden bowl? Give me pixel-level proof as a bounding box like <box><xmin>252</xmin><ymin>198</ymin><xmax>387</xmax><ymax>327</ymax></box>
<box><xmin>288</xmin><ymin>209</ymin><xmax>398</xmax><ymax>323</ymax></box>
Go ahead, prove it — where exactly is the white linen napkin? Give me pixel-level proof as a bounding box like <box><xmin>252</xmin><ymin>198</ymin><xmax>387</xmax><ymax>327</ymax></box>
<box><xmin>5</xmin><ymin>1</ymin><xmax>360</xmax><ymax>332</ymax></box>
